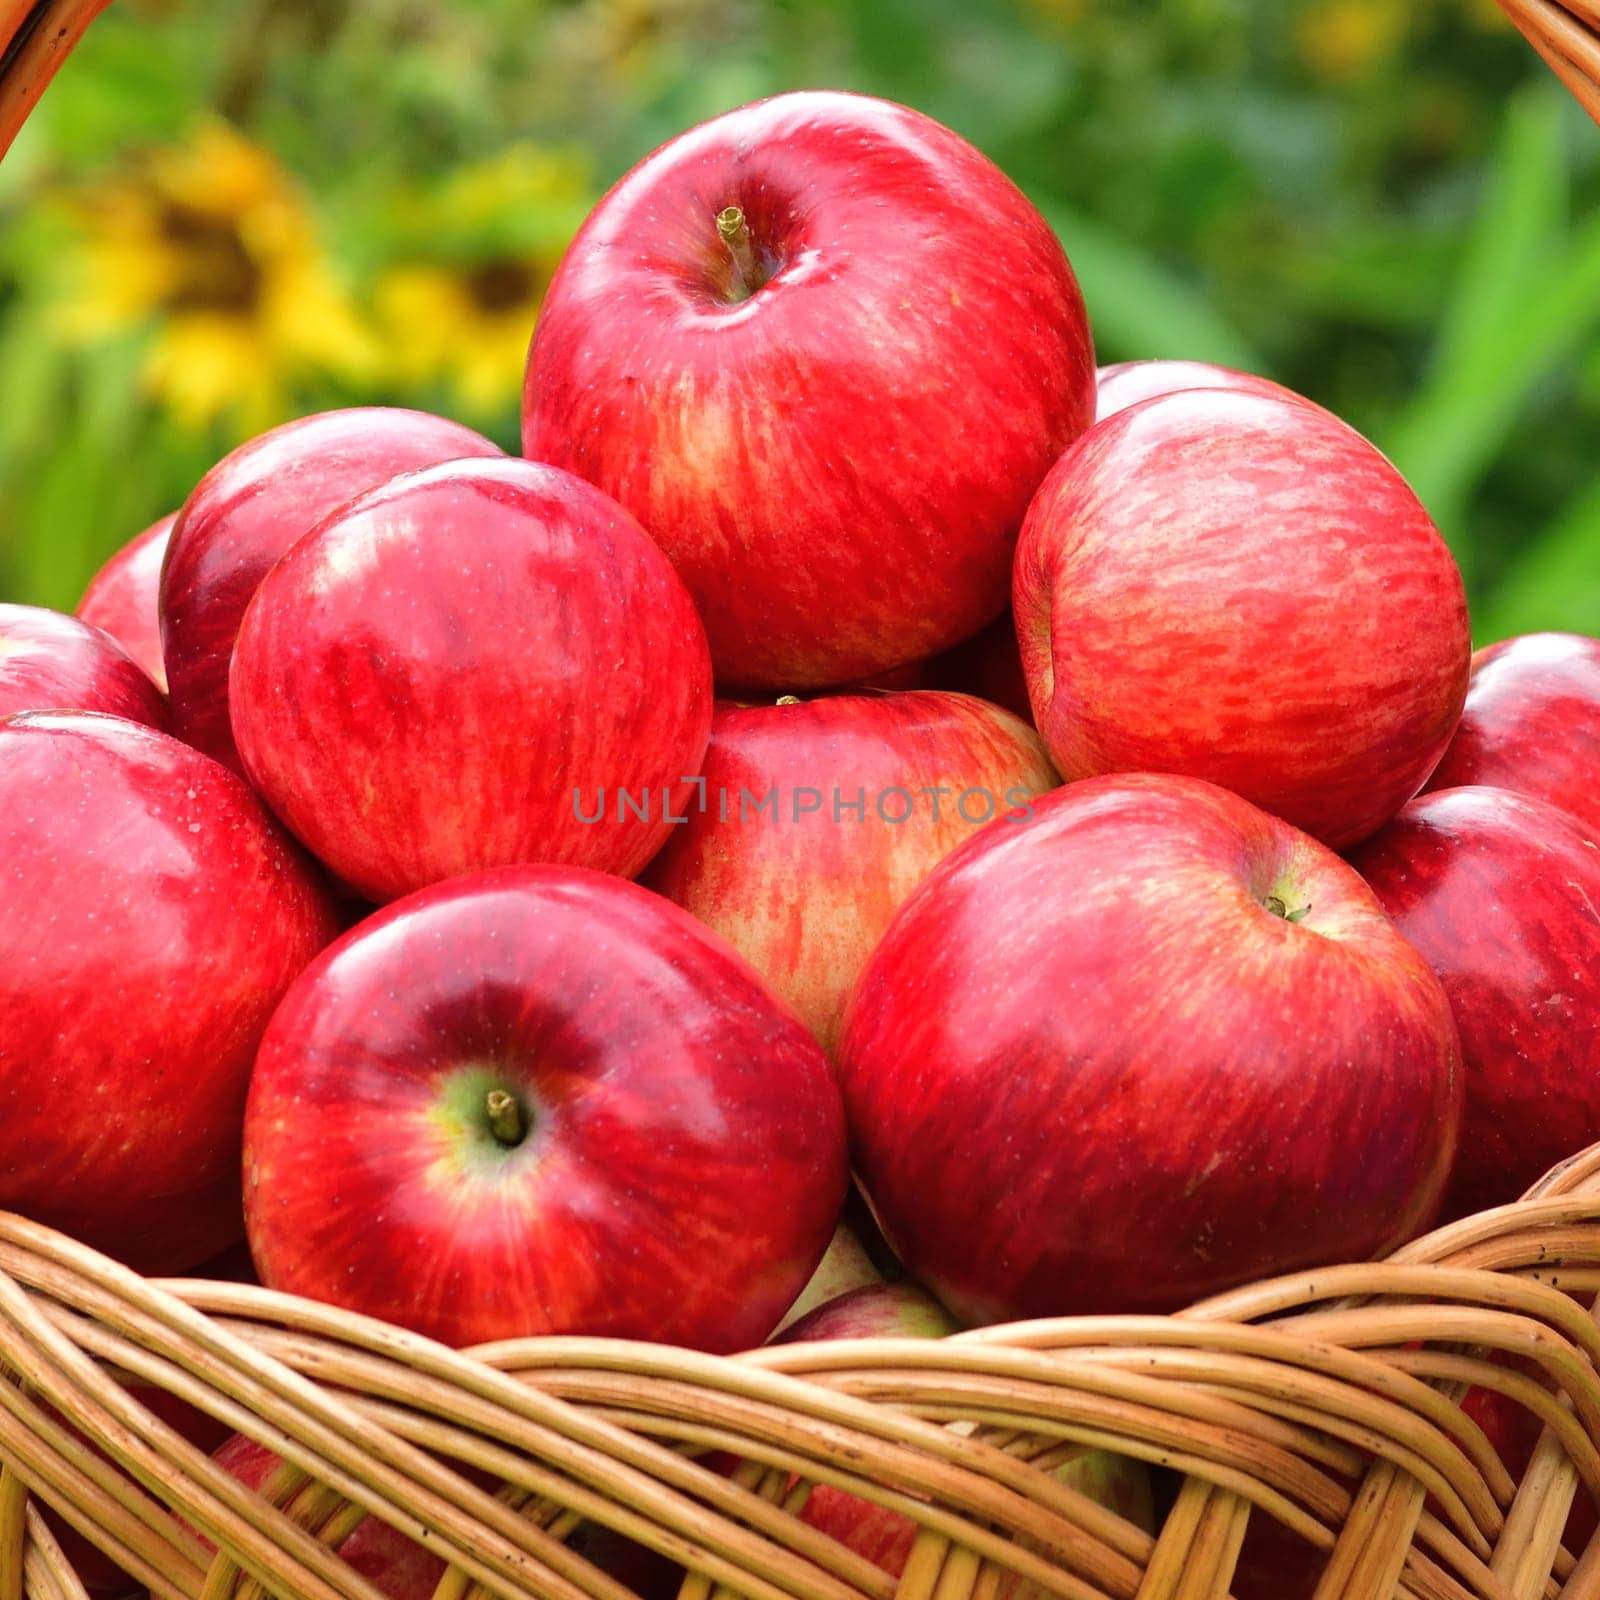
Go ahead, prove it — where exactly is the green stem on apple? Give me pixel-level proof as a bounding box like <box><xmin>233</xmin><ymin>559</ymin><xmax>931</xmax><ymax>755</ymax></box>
<box><xmin>1264</xmin><ymin>895</ymin><xmax>1311</xmax><ymax>924</ymax></box>
<box><xmin>485</xmin><ymin>1089</ymin><xmax>525</xmax><ymax>1148</ymax></box>
<box><xmin>717</xmin><ymin>206</ymin><xmax>760</xmax><ymax>300</ymax></box>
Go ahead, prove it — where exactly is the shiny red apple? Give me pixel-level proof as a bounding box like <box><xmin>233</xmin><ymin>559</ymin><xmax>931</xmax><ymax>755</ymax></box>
<box><xmin>206</xmin><ymin>1433</ymin><xmax>683</xmax><ymax>1600</ymax></box>
<box><xmin>1094</xmin><ymin>359</ymin><xmax>1301</xmax><ymax>423</ymax></box>
<box><xmin>47</xmin><ymin>1377</ymin><xmax>234</xmax><ymax>1595</ymax></box>
<box><xmin>771</xmin><ymin>1281</ymin><xmax>959</xmax><ymax>1583</ymax></box>
<box><xmin>0</xmin><ymin>713</ymin><xmax>338</xmax><ymax>1270</ymax></box>
<box><xmin>243</xmin><ymin>865</ymin><xmax>847</xmax><ymax>1351</ymax></box>
<box><xmin>0</xmin><ymin>604</ymin><xmax>167</xmax><ymax>729</ymax></box>
<box><xmin>230</xmin><ymin>458</ymin><xmax>713</xmax><ymax>902</ymax></box>
<box><xmin>1351</xmin><ymin>785</ymin><xmax>1600</xmax><ymax>1219</ymax></box>
<box><xmin>1014</xmin><ymin>389</ymin><xmax>1471</xmax><ymax>847</ymax></box>
<box><xmin>76</xmin><ymin>513</ymin><xmax>174</xmax><ymax>691</ymax></box>
<box><xmin>774</xmin><ymin>1222</ymin><xmax>883</xmax><ymax>1334</ymax></box>
<box><xmin>1231</xmin><ymin>1365</ymin><xmax>1597</xmax><ymax>1599</ymax></box>
<box><xmin>161</xmin><ymin>408</ymin><xmax>502</xmax><ymax>771</ymax></box>
<box><xmin>772</xmin><ymin>1281</ymin><xmax>1154</xmax><ymax>1589</ymax></box>
<box><xmin>523</xmin><ymin>90</ymin><xmax>1096</xmax><ymax>689</ymax></box>
<box><xmin>839</xmin><ymin>773</ymin><xmax>1462</xmax><ymax>1324</ymax></box>
<box><xmin>776</xmin><ymin>1279</ymin><xmax>957</xmax><ymax>1344</ymax></box>
<box><xmin>1423</xmin><ymin>632</ymin><xmax>1600</xmax><ymax>839</ymax></box>
<box><xmin>643</xmin><ymin>690</ymin><xmax>1056</xmax><ymax>1054</ymax></box>
<box><xmin>210</xmin><ymin>1433</ymin><xmax>446</xmax><ymax>1600</ymax></box>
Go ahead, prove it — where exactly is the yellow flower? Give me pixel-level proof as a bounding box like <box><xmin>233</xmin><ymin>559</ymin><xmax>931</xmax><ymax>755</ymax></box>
<box><xmin>53</xmin><ymin>122</ymin><xmax>377</xmax><ymax>430</ymax></box>
<box><xmin>376</xmin><ymin>260</ymin><xmax>547</xmax><ymax>416</ymax></box>
<box><xmin>1296</xmin><ymin>0</ymin><xmax>1409</xmax><ymax>82</ymax></box>
<box><xmin>374</xmin><ymin>146</ymin><xmax>591</xmax><ymax>417</ymax></box>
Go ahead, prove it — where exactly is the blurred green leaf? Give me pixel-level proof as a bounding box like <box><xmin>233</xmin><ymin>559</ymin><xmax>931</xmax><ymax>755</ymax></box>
<box><xmin>1042</xmin><ymin>204</ymin><xmax>1266</xmax><ymax>372</ymax></box>
<box><xmin>1476</xmin><ymin>475</ymin><xmax>1600</xmax><ymax>644</ymax></box>
<box><xmin>1383</xmin><ymin>85</ymin><xmax>1600</xmax><ymax>573</ymax></box>
<box><xmin>0</xmin><ymin>0</ymin><xmax>1593</xmax><ymax>622</ymax></box>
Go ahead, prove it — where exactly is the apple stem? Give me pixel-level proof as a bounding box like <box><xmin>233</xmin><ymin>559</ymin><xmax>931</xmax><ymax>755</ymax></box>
<box><xmin>717</xmin><ymin>206</ymin><xmax>760</xmax><ymax>299</ymax></box>
<box><xmin>485</xmin><ymin>1089</ymin><xmax>525</xmax><ymax>1148</ymax></box>
<box><xmin>775</xmin><ymin>694</ymin><xmax>802</xmax><ymax>706</ymax></box>
<box><xmin>1265</xmin><ymin>895</ymin><xmax>1312</xmax><ymax>924</ymax></box>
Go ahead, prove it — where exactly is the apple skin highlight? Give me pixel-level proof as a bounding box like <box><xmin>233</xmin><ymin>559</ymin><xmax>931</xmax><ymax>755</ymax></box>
<box><xmin>840</xmin><ymin>773</ymin><xmax>1463</xmax><ymax>1325</ymax></box>
<box><xmin>524</xmin><ymin>90</ymin><xmax>1096</xmax><ymax>689</ymax></box>
<box><xmin>244</xmin><ymin>864</ymin><xmax>848</xmax><ymax>1353</ymax></box>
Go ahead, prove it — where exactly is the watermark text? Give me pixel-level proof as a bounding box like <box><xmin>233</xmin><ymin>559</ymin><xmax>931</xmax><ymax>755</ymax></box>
<box><xmin>574</xmin><ymin>780</ymin><xmax>1037</xmax><ymax>827</ymax></box>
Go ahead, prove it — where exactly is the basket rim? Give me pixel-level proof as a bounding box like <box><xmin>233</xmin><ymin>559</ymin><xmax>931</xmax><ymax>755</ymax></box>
<box><xmin>0</xmin><ymin>0</ymin><xmax>108</xmax><ymax>161</ymax></box>
<box><xmin>1</xmin><ymin>1146</ymin><xmax>1600</xmax><ymax>1599</ymax></box>
<box><xmin>2</xmin><ymin>3</ymin><xmax>1599</xmax><ymax>160</ymax></box>
<box><xmin>1496</xmin><ymin>0</ymin><xmax>1600</xmax><ymax>122</ymax></box>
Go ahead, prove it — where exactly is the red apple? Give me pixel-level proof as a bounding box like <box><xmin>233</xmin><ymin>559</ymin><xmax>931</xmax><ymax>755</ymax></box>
<box><xmin>844</xmin><ymin>660</ymin><xmax>930</xmax><ymax>694</ymax></box>
<box><xmin>210</xmin><ymin>1433</ymin><xmax>446</xmax><ymax>1600</ymax></box>
<box><xmin>204</xmin><ymin>1434</ymin><xmax>684</xmax><ymax>1600</ymax></box>
<box><xmin>774</xmin><ymin>1222</ymin><xmax>883</xmax><ymax>1335</ymax></box>
<box><xmin>1458</xmin><ymin>1373</ymin><xmax>1598</xmax><ymax>1554</ymax></box>
<box><xmin>522</xmin><ymin>90</ymin><xmax>1096</xmax><ymax>689</ymax></box>
<box><xmin>161</xmin><ymin>408</ymin><xmax>502</xmax><ymax>771</ymax></box>
<box><xmin>643</xmin><ymin>690</ymin><xmax>1056</xmax><ymax>1054</ymax></box>
<box><xmin>243</xmin><ymin>865</ymin><xmax>847</xmax><ymax>1351</ymax></box>
<box><xmin>76</xmin><ymin>513</ymin><xmax>174</xmax><ymax>691</ymax></box>
<box><xmin>1423</xmin><ymin>633</ymin><xmax>1600</xmax><ymax>839</ymax></box>
<box><xmin>923</xmin><ymin>614</ymin><xmax>1033</xmax><ymax>723</ymax></box>
<box><xmin>1231</xmin><ymin>1369</ymin><xmax>1599</xmax><ymax>1599</ymax></box>
<box><xmin>1350</xmin><ymin>786</ymin><xmax>1600</xmax><ymax>1219</ymax></box>
<box><xmin>1094</xmin><ymin>359</ymin><xmax>1300</xmax><ymax>423</ymax></box>
<box><xmin>1013</xmin><ymin>389</ymin><xmax>1471</xmax><ymax>848</ymax></box>
<box><xmin>0</xmin><ymin>713</ymin><xmax>338</xmax><ymax>1271</ymax></box>
<box><xmin>776</xmin><ymin>1280</ymin><xmax>957</xmax><ymax>1345</ymax></box>
<box><xmin>771</xmin><ymin>1281</ymin><xmax>958</xmax><ymax>1582</ymax></box>
<box><xmin>839</xmin><ymin>773</ymin><xmax>1462</xmax><ymax>1324</ymax></box>
<box><xmin>0</xmin><ymin>604</ymin><xmax>167</xmax><ymax>729</ymax></box>
<box><xmin>45</xmin><ymin>1378</ymin><xmax>234</xmax><ymax>1595</ymax></box>
<box><xmin>229</xmin><ymin>458</ymin><xmax>713</xmax><ymax>903</ymax></box>
<box><xmin>772</xmin><ymin>1282</ymin><xmax>1154</xmax><ymax>1589</ymax></box>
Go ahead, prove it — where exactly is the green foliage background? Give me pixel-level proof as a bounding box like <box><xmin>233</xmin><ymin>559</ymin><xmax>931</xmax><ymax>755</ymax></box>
<box><xmin>0</xmin><ymin>0</ymin><xmax>1596</xmax><ymax>646</ymax></box>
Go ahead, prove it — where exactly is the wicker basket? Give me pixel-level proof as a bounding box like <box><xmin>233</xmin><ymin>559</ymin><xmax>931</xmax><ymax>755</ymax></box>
<box><xmin>4</xmin><ymin>5</ymin><xmax>1600</xmax><ymax>1598</ymax></box>
<box><xmin>0</xmin><ymin>0</ymin><xmax>109</xmax><ymax>159</ymax></box>
<box><xmin>2</xmin><ymin>1150</ymin><xmax>1600</xmax><ymax>1599</ymax></box>
<box><xmin>1495</xmin><ymin>0</ymin><xmax>1600</xmax><ymax>121</ymax></box>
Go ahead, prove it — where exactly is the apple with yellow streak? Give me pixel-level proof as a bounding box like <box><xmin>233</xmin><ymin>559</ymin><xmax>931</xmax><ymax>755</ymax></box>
<box><xmin>523</xmin><ymin>91</ymin><xmax>1096</xmax><ymax>688</ymax></box>
<box><xmin>243</xmin><ymin>864</ymin><xmax>848</xmax><ymax>1351</ymax></box>
<box><xmin>772</xmin><ymin>1281</ymin><xmax>1155</xmax><ymax>1589</ymax></box>
<box><xmin>644</xmin><ymin>690</ymin><xmax>1057</xmax><ymax>1055</ymax></box>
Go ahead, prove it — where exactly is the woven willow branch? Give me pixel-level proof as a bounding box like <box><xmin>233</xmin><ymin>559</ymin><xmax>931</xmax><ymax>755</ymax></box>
<box><xmin>0</xmin><ymin>1148</ymin><xmax>1598</xmax><ymax>1599</ymax></box>
<box><xmin>1497</xmin><ymin>0</ymin><xmax>1600</xmax><ymax>122</ymax></box>
<box><xmin>0</xmin><ymin>0</ymin><xmax>110</xmax><ymax>159</ymax></box>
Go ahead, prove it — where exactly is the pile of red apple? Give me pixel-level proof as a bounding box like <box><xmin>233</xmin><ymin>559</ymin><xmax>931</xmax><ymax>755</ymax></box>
<box><xmin>11</xmin><ymin>90</ymin><xmax>1600</xmax><ymax>1597</ymax></box>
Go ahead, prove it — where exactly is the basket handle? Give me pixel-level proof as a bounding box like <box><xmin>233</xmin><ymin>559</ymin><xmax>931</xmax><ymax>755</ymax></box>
<box><xmin>1497</xmin><ymin>0</ymin><xmax>1600</xmax><ymax>122</ymax></box>
<box><xmin>0</xmin><ymin>0</ymin><xmax>111</xmax><ymax>162</ymax></box>
<box><xmin>2</xmin><ymin>3</ymin><xmax>1597</xmax><ymax>163</ymax></box>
